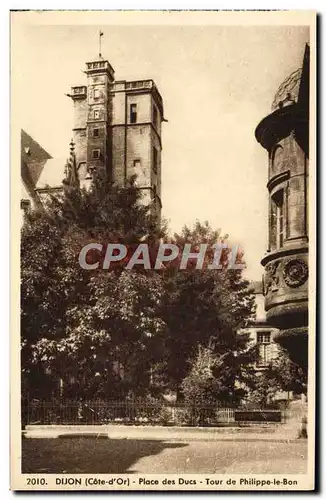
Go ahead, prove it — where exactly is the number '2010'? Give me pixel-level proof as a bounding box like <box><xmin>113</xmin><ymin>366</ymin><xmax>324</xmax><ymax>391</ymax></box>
<box><xmin>27</xmin><ymin>478</ymin><xmax>46</xmax><ymax>485</ymax></box>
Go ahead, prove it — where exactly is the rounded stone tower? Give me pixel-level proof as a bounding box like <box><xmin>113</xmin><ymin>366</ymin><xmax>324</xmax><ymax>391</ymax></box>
<box><xmin>255</xmin><ymin>45</ymin><xmax>310</xmax><ymax>373</ymax></box>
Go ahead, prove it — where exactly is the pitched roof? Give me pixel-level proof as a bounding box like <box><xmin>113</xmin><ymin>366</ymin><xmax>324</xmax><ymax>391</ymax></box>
<box><xmin>21</xmin><ymin>129</ymin><xmax>53</xmax><ymax>204</ymax></box>
<box><xmin>21</xmin><ymin>129</ymin><xmax>52</xmax><ymax>185</ymax></box>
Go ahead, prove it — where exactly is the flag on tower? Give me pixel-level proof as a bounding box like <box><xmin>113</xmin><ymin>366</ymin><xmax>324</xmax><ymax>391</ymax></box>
<box><xmin>100</xmin><ymin>31</ymin><xmax>103</xmax><ymax>37</ymax></box>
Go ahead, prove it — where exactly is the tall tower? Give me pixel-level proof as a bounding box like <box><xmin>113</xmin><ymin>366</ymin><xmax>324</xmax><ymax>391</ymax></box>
<box><xmin>67</xmin><ymin>57</ymin><xmax>115</xmax><ymax>185</ymax></box>
<box><xmin>67</xmin><ymin>43</ymin><xmax>164</xmax><ymax>218</ymax></box>
<box><xmin>111</xmin><ymin>78</ymin><xmax>164</xmax><ymax>216</ymax></box>
<box><xmin>255</xmin><ymin>45</ymin><xmax>310</xmax><ymax>373</ymax></box>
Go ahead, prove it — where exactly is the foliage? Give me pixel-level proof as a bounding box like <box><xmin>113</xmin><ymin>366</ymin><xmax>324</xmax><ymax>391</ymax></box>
<box><xmin>181</xmin><ymin>338</ymin><xmax>257</xmax><ymax>408</ymax></box>
<box><xmin>156</xmin><ymin>222</ymin><xmax>256</xmax><ymax>400</ymax></box>
<box><xmin>32</xmin><ymin>270</ymin><xmax>166</xmax><ymax>399</ymax></box>
<box><xmin>21</xmin><ymin>166</ymin><xmax>166</xmax><ymax>399</ymax></box>
<box><xmin>247</xmin><ymin>348</ymin><xmax>307</xmax><ymax>407</ymax></box>
<box><xmin>21</xmin><ymin>172</ymin><xmax>257</xmax><ymax>402</ymax></box>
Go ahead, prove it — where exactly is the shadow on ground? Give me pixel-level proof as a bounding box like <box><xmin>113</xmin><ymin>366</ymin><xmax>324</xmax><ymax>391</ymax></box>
<box><xmin>22</xmin><ymin>437</ymin><xmax>188</xmax><ymax>474</ymax></box>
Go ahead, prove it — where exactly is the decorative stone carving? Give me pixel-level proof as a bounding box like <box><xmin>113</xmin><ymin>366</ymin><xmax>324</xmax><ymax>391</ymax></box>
<box><xmin>264</xmin><ymin>260</ymin><xmax>280</xmax><ymax>295</ymax></box>
<box><xmin>283</xmin><ymin>259</ymin><xmax>308</xmax><ymax>288</ymax></box>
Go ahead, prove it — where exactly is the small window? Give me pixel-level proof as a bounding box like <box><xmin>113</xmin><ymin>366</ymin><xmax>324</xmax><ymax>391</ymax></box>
<box><xmin>272</xmin><ymin>189</ymin><xmax>284</xmax><ymax>249</ymax></box>
<box><xmin>93</xmin><ymin>128</ymin><xmax>99</xmax><ymax>138</ymax></box>
<box><xmin>153</xmin><ymin>105</ymin><xmax>158</xmax><ymax>129</ymax></box>
<box><xmin>94</xmin><ymin>110</ymin><xmax>100</xmax><ymax>120</ymax></box>
<box><xmin>21</xmin><ymin>199</ymin><xmax>31</xmax><ymax>213</ymax></box>
<box><xmin>92</xmin><ymin>149</ymin><xmax>100</xmax><ymax>159</ymax></box>
<box><xmin>133</xmin><ymin>159</ymin><xmax>141</xmax><ymax>169</ymax></box>
<box><xmin>257</xmin><ymin>331</ymin><xmax>272</xmax><ymax>367</ymax></box>
<box><xmin>257</xmin><ymin>332</ymin><xmax>271</xmax><ymax>344</ymax></box>
<box><xmin>93</xmin><ymin>89</ymin><xmax>100</xmax><ymax>99</ymax></box>
<box><xmin>152</xmin><ymin>147</ymin><xmax>158</xmax><ymax>174</ymax></box>
<box><xmin>130</xmin><ymin>104</ymin><xmax>137</xmax><ymax>124</ymax></box>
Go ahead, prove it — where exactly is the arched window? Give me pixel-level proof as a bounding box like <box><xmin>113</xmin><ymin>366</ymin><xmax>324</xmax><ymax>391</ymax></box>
<box><xmin>271</xmin><ymin>188</ymin><xmax>284</xmax><ymax>249</ymax></box>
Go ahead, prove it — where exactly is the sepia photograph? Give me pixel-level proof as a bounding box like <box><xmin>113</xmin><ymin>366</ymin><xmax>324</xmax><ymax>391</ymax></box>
<box><xmin>10</xmin><ymin>10</ymin><xmax>316</xmax><ymax>491</ymax></box>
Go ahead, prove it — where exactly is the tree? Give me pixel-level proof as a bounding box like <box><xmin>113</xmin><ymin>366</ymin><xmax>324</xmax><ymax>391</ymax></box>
<box><xmin>21</xmin><ymin>164</ymin><xmax>166</xmax><ymax>399</ymax></box>
<box><xmin>21</xmin><ymin>165</ymin><xmax>257</xmax><ymax>402</ymax></box>
<box><xmin>248</xmin><ymin>348</ymin><xmax>307</xmax><ymax>407</ymax></box>
<box><xmin>21</xmin><ymin>209</ymin><xmax>69</xmax><ymax>398</ymax></box>
<box><xmin>157</xmin><ymin>221</ymin><xmax>257</xmax><ymax>401</ymax></box>
<box><xmin>32</xmin><ymin>269</ymin><xmax>166</xmax><ymax>399</ymax></box>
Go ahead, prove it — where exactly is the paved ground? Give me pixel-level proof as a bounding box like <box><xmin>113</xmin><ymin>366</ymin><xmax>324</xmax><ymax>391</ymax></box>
<box><xmin>22</xmin><ymin>437</ymin><xmax>307</xmax><ymax>474</ymax></box>
<box><xmin>23</xmin><ymin>423</ymin><xmax>301</xmax><ymax>441</ymax></box>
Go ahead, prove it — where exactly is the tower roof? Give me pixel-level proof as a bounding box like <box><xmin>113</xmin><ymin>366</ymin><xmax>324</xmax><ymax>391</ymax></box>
<box><xmin>271</xmin><ymin>43</ymin><xmax>310</xmax><ymax>112</ymax></box>
<box><xmin>271</xmin><ymin>68</ymin><xmax>302</xmax><ymax>112</ymax></box>
<box><xmin>255</xmin><ymin>44</ymin><xmax>310</xmax><ymax>153</ymax></box>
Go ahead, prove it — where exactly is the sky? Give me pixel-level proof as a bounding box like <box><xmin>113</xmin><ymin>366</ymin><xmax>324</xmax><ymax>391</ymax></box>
<box><xmin>12</xmin><ymin>17</ymin><xmax>309</xmax><ymax>280</ymax></box>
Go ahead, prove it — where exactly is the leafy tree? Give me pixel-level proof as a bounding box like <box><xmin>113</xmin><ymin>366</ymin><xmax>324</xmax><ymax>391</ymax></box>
<box><xmin>21</xmin><ymin>164</ymin><xmax>257</xmax><ymax>403</ymax></box>
<box><xmin>21</xmin><ymin>209</ymin><xmax>68</xmax><ymax>398</ymax></box>
<box><xmin>248</xmin><ymin>348</ymin><xmax>307</xmax><ymax>407</ymax></box>
<box><xmin>156</xmin><ymin>222</ymin><xmax>256</xmax><ymax>401</ymax></box>
<box><xmin>21</xmin><ymin>164</ymin><xmax>166</xmax><ymax>399</ymax></box>
<box><xmin>32</xmin><ymin>270</ymin><xmax>166</xmax><ymax>399</ymax></box>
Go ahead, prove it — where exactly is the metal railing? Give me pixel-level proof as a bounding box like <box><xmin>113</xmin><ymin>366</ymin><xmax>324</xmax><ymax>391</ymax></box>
<box><xmin>22</xmin><ymin>400</ymin><xmax>282</xmax><ymax>427</ymax></box>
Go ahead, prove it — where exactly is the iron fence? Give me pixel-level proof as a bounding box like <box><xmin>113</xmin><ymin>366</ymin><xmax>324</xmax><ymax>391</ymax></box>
<box><xmin>23</xmin><ymin>399</ymin><xmax>282</xmax><ymax>427</ymax></box>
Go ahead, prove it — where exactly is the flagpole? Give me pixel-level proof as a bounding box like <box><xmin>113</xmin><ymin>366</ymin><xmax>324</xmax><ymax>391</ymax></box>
<box><xmin>99</xmin><ymin>30</ymin><xmax>103</xmax><ymax>58</ymax></box>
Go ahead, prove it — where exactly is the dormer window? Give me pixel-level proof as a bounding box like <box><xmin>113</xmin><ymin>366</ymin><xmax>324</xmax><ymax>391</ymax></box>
<box><xmin>21</xmin><ymin>199</ymin><xmax>31</xmax><ymax>213</ymax></box>
<box><xmin>24</xmin><ymin>147</ymin><xmax>31</xmax><ymax>155</ymax></box>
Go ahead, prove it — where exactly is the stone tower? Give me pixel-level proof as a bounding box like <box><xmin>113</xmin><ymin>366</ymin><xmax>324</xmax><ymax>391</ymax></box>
<box><xmin>67</xmin><ymin>54</ymin><xmax>164</xmax><ymax>217</ymax></box>
<box><xmin>67</xmin><ymin>58</ymin><xmax>115</xmax><ymax>185</ymax></box>
<box><xmin>255</xmin><ymin>44</ymin><xmax>310</xmax><ymax>373</ymax></box>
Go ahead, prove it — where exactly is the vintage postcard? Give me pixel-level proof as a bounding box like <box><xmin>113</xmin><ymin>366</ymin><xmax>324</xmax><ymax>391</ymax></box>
<box><xmin>11</xmin><ymin>9</ymin><xmax>316</xmax><ymax>491</ymax></box>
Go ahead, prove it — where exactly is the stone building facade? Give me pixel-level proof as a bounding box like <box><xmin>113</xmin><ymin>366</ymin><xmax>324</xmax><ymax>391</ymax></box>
<box><xmin>255</xmin><ymin>44</ymin><xmax>310</xmax><ymax>371</ymax></box>
<box><xmin>67</xmin><ymin>56</ymin><xmax>165</xmax><ymax>216</ymax></box>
